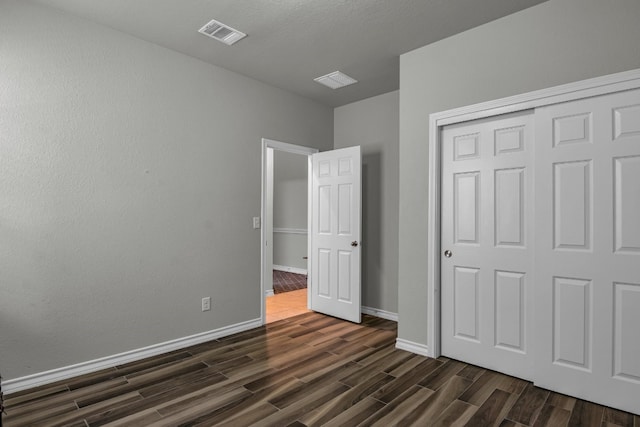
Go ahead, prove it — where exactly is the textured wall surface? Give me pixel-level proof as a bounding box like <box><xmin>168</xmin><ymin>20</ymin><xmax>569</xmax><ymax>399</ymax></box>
<box><xmin>334</xmin><ymin>91</ymin><xmax>399</xmax><ymax>313</ymax></box>
<box><xmin>0</xmin><ymin>0</ymin><xmax>332</xmax><ymax>380</ymax></box>
<box><xmin>398</xmin><ymin>0</ymin><xmax>640</xmax><ymax>346</ymax></box>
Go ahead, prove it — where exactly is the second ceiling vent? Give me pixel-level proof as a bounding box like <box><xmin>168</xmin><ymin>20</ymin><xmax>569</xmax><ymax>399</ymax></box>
<box><xmin>314</xmin><ymin>71</ymin><xmax>358</xmax><ymax>89</ymax></box>
<box><xmin>198</xmin><ymin>19</ymin><xmax>246</xmax><ymax>46</ymax></box>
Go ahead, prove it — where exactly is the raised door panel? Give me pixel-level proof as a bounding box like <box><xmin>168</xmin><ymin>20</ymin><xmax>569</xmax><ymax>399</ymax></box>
<box><xmin>552</xmin><ymin>277</ymin><xmax>591</xmax><ymax>370</ymax></box>
<box><xmin>317</xmin><ymin>249</ymin><xmax>331</xmax><ymax>298</ymax></box>
<box><xmin>495</xmin><ymin>168</ymin><xmax>525</xmax><ymax>247</ymax></box>
<box><xmin>553</xmin><ymin>161</ymin><xmax>592</xmax><ymax>250</ymax></box>
<box><xmin>495</xmin><ymin>126</ymin><xmax>525</xmax><ymax>155</ymax></box>
<box><xmin>553</xmin><ymin>113</ymin><xmax>591</xmax><ymax>147</ymax></box>
<box><xmin>495</xmin><ymin>271</ymin><xmax>525</xmax><ymax>352</ymax></box>
<box><xmin>318</xmin><ymin>159</ymin><xmax>331</xmax><ymax>177</ymax></box>
<box><xmin>318</xmin><ymin>186</ymin><xmax>331</xmax><ymax>234</ymax></box>
<box><xmin>338</xmin><ymin>184</ymin><xmax>352</xmax><ymax>236</ymax></box>
<box><xmin>613</xmin><ymin>104</ymin><xmax>640</xmax><ymax>140</ymax></box>
<box><xmin>614</xmin><ymin>282</ymin><xmax>640</xmax><ymax>382</ymax></box>
<box><xmin>454</xmin><ymin>133</ymin><xmax>480</xmax><ymax>161</ymax></box>
<box><xmin>338</xmin><ymin>157</ymin><xmax>352</xmax><ymax>176</ymax></box>
<box><xmin>614</xmin><ymin>156</ymin><xmax>640</xmax><ymax>253</ymax></box>
<box><xmin>337</xmin><ymin>250</ymin><xmax>352</xmax><ymax>302</ymax></box>
<box><xmin>454</xmin><ymin>172</ymin><xmax>480</xmax><ymax>245</ymax></box>
<box><xmin>453</xmin><ymin>266</ymin><xmax>480</xmax><ymax>342</ymax></box>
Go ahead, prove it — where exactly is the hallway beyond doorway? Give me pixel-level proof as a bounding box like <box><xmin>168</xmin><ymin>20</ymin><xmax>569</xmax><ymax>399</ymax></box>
<box><xmin>266</xmin><ymin>288</ymin><xmax>310</xmax><ymax>323</ymax></box>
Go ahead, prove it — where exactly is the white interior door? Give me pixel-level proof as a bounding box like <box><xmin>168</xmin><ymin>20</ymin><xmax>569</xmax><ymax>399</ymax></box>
<box><xmin>310</xmin><ymin>146</ymin><xmax>361</xmax><ymax>323</ymax></box>
<box><xmin>441</xmin><ymin>111</ymin><xmax>534</xmax><ymax>380</ymax></box>
<box><xmin>534</xmin><ymin>88</ymin><xmax>640</xmax><ymax>415</ymax></box>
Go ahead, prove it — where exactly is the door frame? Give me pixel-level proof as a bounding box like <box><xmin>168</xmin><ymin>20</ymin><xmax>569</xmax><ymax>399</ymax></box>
<box><xmin>260</xmin><ymin>138</ymin><xmax>318</xmax><ymax>325</ymax></box>
<box><xmin>426</xmin><ymin>68</ymin><xmax>640</xmax><ymax>358</ymax></box>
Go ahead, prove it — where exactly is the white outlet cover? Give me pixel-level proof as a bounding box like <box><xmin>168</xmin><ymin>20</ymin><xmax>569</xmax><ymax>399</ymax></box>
<box><xmin>253</xmin><ymin>217</ymin><xmax>261</xmax><ymax>229</ymax></box>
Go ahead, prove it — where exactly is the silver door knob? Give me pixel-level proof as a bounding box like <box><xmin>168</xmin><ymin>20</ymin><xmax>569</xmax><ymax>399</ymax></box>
<box><xmin>351</xmin><ymin>241</ymin><xmax>358</xmax><ymax>247</ymax></box>
<box><xmin>444</xmin><ymin>250</ymin><xmax>452</xmax><ymax>258</ymax></box>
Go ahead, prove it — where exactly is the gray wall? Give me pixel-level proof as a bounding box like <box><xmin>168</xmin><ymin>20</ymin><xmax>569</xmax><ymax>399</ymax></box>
<box><xmin>334</xmin><ymin>91</ymin><xmax>399</xmax><ymax>314</ymax></box>
<box><xmin>398</xmin><ymin>0</ymin><xmax>640</xmax><ymax>346</ymax></box>
<box><xmin>273</xmin><ymin>151</ymin><xmax>308</xmax><ymax>270</ymax></box>
<box><xmin>0</xmin><ymin>0</ymin><xmax>332</xmax><ymax>380</ymax></box>
<box><xmin>272</xmin><ymin>233</ymin><xmax>307</xmax><ymax>270</ymax></box>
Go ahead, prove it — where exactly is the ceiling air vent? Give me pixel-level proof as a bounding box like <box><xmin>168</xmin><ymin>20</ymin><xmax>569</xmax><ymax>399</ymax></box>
<box><xmin>314</xmin><ymin>71</ymin><xmax>358</xmax><ymax>89</ymax></box>
<box><xmin>198</xmin><ymin>19</ymin><xmax>246</xmax><ymax>46</ymax></box>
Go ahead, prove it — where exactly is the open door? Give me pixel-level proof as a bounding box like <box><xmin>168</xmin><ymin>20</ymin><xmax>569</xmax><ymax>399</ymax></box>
<box><xmin>309</xmin><ymin>146</ymin><xmax>362</xmax><ymax>323</ymax></box>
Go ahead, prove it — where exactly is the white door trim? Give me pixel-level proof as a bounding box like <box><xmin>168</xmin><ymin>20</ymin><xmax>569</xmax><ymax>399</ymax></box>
<box><xmin>427</xmin><ymin>68</ymin><xmax>640</xmax><ymax>358</ymax></box>
<box><xmin>260</xmin><ymin>138</ymin><xmax>318</xmax><ymax>325</ymax></box>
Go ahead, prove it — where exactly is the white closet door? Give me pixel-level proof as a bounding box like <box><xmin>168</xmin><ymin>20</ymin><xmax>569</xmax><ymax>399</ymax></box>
<box><xmin>441</xmin><ymin>111</ymin><xmax>534</xmax><ymax>380</ymax></box>
<box><xmin>534</xmin><ymin>88</ymin><xmax>640</xmax><ymax>415</ymax></box>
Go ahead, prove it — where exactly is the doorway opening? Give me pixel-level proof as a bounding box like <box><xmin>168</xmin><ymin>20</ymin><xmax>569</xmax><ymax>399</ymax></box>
<box><xmin>261</xmin><ymin>139</ymin><xmax>317</xmax><ymax>324</ymax></box>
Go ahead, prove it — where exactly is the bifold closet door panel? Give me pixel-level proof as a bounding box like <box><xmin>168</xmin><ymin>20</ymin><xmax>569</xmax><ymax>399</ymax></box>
<box><xmin>441</xmin><ymin>110</ymin><xmax>535</xmax><ymax>381</ymax></box>
<box><xmin>534</xmin><ymin>88</ymin><xmax>640</xmax><ymax>415</ymax></box>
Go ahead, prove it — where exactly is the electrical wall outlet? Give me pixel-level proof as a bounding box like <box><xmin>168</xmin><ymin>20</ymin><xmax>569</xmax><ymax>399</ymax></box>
<box><xmin>201</xmin><ymin>297</ymin><xmax>211</xmax><ymax>312</ymax></box>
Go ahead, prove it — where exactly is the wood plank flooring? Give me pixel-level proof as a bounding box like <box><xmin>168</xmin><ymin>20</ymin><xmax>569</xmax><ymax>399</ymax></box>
<box><xmin>3</xmin><ymin>312</ymin><xmax>639</xmax><ymax>426</ymax></box>
<box><xmin>272</xmin><ymin>271</ymin><xmax>307</xmax><ymax>294</ymax></box>
<box><xmin>266</xmin><ymin>289</ymin><xmax>311</xmax><ymax>323</ymax></box>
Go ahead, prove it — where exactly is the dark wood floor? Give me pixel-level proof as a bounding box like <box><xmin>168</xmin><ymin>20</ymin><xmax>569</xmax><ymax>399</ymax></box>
<box><xmin>3</xmin><ymin>312</ymin><xmax>639</xmax><ymax>426</ymax></box>
<box><xmin>273</xmin><ymin>270</ymin><xmax>307</xmax><ymax>294</ymax></box>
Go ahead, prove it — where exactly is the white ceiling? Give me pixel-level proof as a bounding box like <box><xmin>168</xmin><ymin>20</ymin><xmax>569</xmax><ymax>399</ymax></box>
<box><xmin>28</xmin><ymin>0</ymin><xmax>547</xmax><ymax>107</ymax></box>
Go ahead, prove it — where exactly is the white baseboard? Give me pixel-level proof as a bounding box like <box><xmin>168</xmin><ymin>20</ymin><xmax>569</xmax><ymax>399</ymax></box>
<box><xmin>361</xmin><ymin>306</ymin><xmax>398</xmax><ymax>322</ymax></box>
<box><xmin>395</xmin><ymin>338</ymin><xmax>431</xmax><ymax>358</ymax></box>
<box><xmin>265</xmin><ymin>288</ymin><xmax>274</xmax><ymax>297</ymax></box>
<box><xmin>273</xmin><ymin>265</ymin><xmax>307</xmax><ymax>275</ymax></box>
<box><xmin>1</xmin><ymin>317</ymin><xmax>262</xmax><ymax>395</ymax></box>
